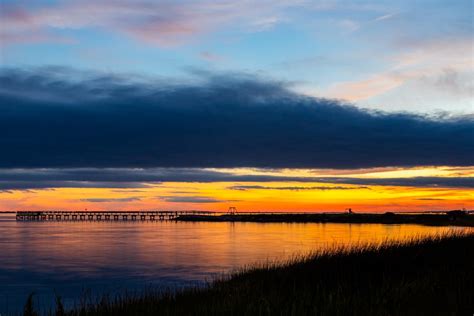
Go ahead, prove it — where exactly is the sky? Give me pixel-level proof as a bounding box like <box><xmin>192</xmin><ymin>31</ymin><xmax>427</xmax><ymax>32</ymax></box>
<box><xmin>0</xmin><ymin>0</ymin><xmax>473</xmax><ymax>212</ymax></box>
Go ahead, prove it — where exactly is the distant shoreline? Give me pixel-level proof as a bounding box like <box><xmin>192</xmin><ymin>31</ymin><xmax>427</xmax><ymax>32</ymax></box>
<box><xmin>176</xmin><ymin>212</ymin><xmax>474</xmax><ymax>227</ymax></box>
<box><xmin>6</xmin><ymin>211</ymin><xmax>474</xmax><ymax>227</ymax></box>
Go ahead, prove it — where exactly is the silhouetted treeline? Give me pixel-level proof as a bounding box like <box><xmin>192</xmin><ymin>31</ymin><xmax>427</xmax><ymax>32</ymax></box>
<box><xmin>177</xmin><ymin>212</ymin><xmax>474</xmax><ymax>226</ymax></box>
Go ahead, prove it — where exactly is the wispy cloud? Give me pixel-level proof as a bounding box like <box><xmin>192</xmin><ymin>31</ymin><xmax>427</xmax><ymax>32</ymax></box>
<box><xmin>338</xmin><ymin>19</ymin><xmax>360</xmax><ymax>33</ymax></box>
<box><xmin>322</xmin><ymin>36</ymin><xmax>473</xmax><ymax>113</ymax></box>
<box><xmin>159</xmin><ymin>196</ymin><xmax>234</xmax><ymax>203</ymax></box>
<box><xmin>228</xmin><ymin>185</ymin><xmax>370</xmax><ymax>191</ymax></box>
<box><xmin>373</xmin><ymin>12</ymin><xmax>397</xmax><ymax>22</ymax></box>
<box><xmin>0</xmin><ymin>1</ymin><xmax>297</xmax><ymax>46</ymax></box>
<box><xmin>80</xmin><ymin>197</ymin><xmax>142</xmax><ymax>203</ymax></box>
<box><xmin>199</xmin><ymin>51</ymin><xmax>224</xmax><ymax>62</ymax></box>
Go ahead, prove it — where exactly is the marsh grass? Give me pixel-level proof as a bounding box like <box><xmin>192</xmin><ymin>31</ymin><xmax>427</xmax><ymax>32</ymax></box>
<box><xmin>28</xmin><ymin>230</ymin><xmax>474</xmax><ymax>316</ymax></box>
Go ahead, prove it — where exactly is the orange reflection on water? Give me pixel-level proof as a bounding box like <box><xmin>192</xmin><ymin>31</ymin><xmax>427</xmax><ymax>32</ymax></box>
<box><xmin>0</xmin><ymin>216</ymin><xmax>460</xmax><ymax>275</ymax></box>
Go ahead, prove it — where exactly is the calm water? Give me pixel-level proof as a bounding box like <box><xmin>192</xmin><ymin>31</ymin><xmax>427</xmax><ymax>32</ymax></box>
<box><xmin>0</xmin><ymin>213</ymin><xmax>458</xmax><ymax>313</ymax></box>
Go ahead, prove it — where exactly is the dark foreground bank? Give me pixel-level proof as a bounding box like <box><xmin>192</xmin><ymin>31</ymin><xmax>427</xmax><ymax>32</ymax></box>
<box><xmin>24</xmin><ymin>231</ymin><xmax>474</xmax><ymax>316</ymax></box>
<box><xmin>177</xmin><ymin>211</ymin><xmax>474</xmax><ymax>226</ymax></box>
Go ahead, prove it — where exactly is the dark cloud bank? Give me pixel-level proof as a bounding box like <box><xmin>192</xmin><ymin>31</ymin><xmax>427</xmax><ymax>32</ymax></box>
<box><xmin>0</xmin><ymin>67</ymin><xmax>473</xmax><ymax>169</ymax></box>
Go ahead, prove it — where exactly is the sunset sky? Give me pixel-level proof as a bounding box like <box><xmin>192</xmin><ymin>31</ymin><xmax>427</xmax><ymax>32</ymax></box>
<box><xmin>0</xmin><ymin>0</ymin><xmax>472</xmax><ymax>212</ymax></box>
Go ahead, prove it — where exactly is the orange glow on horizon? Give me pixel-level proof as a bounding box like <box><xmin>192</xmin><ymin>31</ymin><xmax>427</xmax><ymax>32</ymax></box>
<box><xmin>1</xmin><ymin>180</ymin><xmax>472</xmax><ymax>213</ymax></box>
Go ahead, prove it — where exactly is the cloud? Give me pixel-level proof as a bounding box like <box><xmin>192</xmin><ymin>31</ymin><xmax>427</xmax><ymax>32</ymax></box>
<box><xmin>338</xmin><ymin>19</ymin><xmax>360</xmax><ymax>33</ymax></box>
<box><xmin>323</xmin><ymin>38</ymin><xmax>473</xmax><ymax>113</ymax></box>
<box><xmin>228</xmin><ymin>185</ymin><xmax>370</xmax><ymax>191</ymax></box>
<box><xmin>0</xmin><ymin>67</ymin><xmax>473</xmax><ymax>170</ymax></box>
<box><xmin>0</xmin><ymin>168</ymin><xmax>472</xmax><ymax>191</ymax></box>
<box><xmin>110</xmin><ymin>189</ymin><xmax>147</xmax><ymax>193</ymax></box>
<box><xmin>80</xmin><ymin>197</ymin><xmax>141</xmax><ymax>202</ymax></box>
<box><xmin>159</xmin><ymin>196</ymin><xmax>231</xmax><ymax>203</ymax></box>
<box><xmin>199</xmin><ymin>51</ymin><xmax>224</xmax><ymax>62</ymax></box>
<box><xmin>373</xmin><ymin>13</ymin><xmax>398</xmax><ymax>22</ymax></box>
<box><xmin>0</xmin><ymin>1</ymin><xmax>293</xmax><ymax>46</ymax></box>
<box><xmin>320</xmin><ymin>177</ymin><xmax>474</xmax><ymax>188</ymax></box>
<box><xmin>0</xmin><ymin>167</ymin><xmax>316</xmax><ymax>185</ymax></box>
<box><xmin>0</xmin><ymin>180</ymin><xmax>147</xmax><ymax>191</ymax></box>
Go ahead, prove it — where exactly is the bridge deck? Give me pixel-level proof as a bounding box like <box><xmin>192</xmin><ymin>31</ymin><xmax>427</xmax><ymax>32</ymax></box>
<box><xmin>15</xmin><ymin>210</ymin><xmax>215</xmax><ymax>221</ymax></box>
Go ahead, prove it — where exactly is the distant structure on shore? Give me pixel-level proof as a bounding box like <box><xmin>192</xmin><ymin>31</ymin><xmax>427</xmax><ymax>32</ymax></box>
<box><xmin>228</xmin><ymin>207</ymin><xmax>237</xmax><ymax>215</ymax></box>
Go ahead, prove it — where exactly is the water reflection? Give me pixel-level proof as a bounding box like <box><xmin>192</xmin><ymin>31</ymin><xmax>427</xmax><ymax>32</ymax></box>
<box><xmin>0</xmin><ymin>214</ymin><xmax>456</xmax><ymax>313</ymax></box>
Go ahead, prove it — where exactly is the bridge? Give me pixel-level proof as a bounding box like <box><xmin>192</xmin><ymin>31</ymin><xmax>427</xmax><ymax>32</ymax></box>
<box><xmin>15</xmin><ymin>210</ymin><xmax>216</xmax><ymax>221</ymax></box>
<box><xmin>15</xmin><ymin>209</ymin><xmax>473</xmax><ymax>222</ymax></box>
